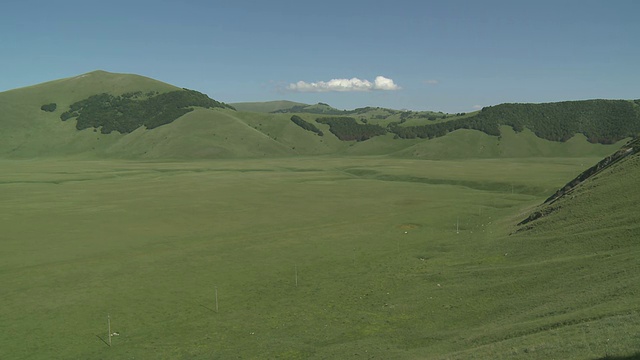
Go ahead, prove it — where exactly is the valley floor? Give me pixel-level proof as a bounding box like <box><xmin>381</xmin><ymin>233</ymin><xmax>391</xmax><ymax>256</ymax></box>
<box><xmin>1</xmin><ymin>156</ymin><xmax>638</xmax><ymax>359</ymax></box>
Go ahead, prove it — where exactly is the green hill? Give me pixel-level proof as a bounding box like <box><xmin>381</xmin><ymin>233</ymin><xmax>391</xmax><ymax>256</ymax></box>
<box><xmin>59</xmin><ymin>89</ymin><xmax>234</xmax><ymax>134</ymax></box>
<box><xmin>393</xmin><ymin>100</ymin><xmax>640</xmax><ymax>144</ymax></box>
<box><xmin>520</xmin><ymin>137</ymin><xmax>640</xmax><ymax>226</ymax></box>
<box><xmin>0</xmin><ymin>70</ymin><xmax>178</xmax><ymax>158</ymax></box>
<box><xmin>0</xmin><ymin>71</ymin><xmax>634</xmax><ymax>160</ymax></box>
<box><xmin>271</xmin><ymin>102</ymin><xmax>346</xmax><ymax>115</ymax></box>
<box><xmin>271</xmin><ymin>102</ymin><xmax>458</xmax><ymax>124</ymax></box>
<box><xmin>475</xmin><ymin>139</ymin><xmax>640</xmax><ymax>359</ymax></box>
<box><xmin>101</xmin><ymin>109</ymin><xmax>296</xmax><ymax>159</ymax></box>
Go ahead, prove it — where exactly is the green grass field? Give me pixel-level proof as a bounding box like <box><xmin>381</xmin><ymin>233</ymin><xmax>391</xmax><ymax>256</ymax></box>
<box><xmin>1</xmin><ymin>71</ymin><xmax>638</xmax><ymax>359</ymax></box>
<box><xmin>2</xmin><ymin>155</ymin><xmax>638</xmax><ymax>359</ymax></box>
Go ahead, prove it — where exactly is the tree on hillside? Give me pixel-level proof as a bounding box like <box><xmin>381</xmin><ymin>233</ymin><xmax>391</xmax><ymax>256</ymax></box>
<box><xmin>316</xmin><ymin>117</ymin><xmax>386</xmax><ymax>141</ymax></box>
<box><xmin>59</xmin><ymin>89</ymin><xmax>235</xmax><ymax>134</ymax></box>
<box><xmin>290</xmin><ymin>115</ymin><xmax>323</xmax><ymax>136</ymax></box>
<box><xmin>388</xmin><ymin>100</ymin><xmax>640</xmax><ymax>144</ymax></box>
<box><xmin>40</xmin><ymin>103</ymin><xmax>57</xmax><ymax>112</ymax></box>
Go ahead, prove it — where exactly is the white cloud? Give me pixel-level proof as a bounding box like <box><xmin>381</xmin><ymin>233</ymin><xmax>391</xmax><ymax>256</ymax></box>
<box><xmin>287</xmin><ymin>76</ymin><xmax>400</xmax><ymax>92</ymax></box>
<box><xmin>424</xmin><ymin>79</ymin><xmax>439</xmax><ymax>85</ymax></box>
<box><xmin>373</xmin><ymin>76</ymin><xmax>400</xmax><ymax>90</ymax></box>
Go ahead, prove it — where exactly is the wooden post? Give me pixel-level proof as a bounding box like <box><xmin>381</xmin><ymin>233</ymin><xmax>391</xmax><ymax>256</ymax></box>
<box><xmin>215</xmin><ymin>286</ymin><xmax>218</xmax><ymax>313</ymax></box>
<box><xmin>108</xmin><ymin>314</ymin><xmax>112</xmax><ymax>347</ymax></box>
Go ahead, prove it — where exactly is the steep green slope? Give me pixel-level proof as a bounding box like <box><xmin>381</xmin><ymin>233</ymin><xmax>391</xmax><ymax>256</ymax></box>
<box><xmin>475</xmin><ymin>143</ymin><xmax>640</xmax><ymax>359</ymax></box>
<box><xmin>520</xmin><ymin>137</ymin><xmax>640</xmax><ymax>225</ymax></box>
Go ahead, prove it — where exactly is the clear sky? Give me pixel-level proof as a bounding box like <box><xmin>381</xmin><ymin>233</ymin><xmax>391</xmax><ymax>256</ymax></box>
<box><xmin>1</xmin><ymin>0</ymin><xmax>638</xmax><ymax>112</ymax></box>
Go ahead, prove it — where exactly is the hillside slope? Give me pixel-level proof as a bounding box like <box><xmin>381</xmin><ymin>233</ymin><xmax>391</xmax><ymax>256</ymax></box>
<box><xmin>519</xmin><ymin>137</ymin><xmax>640</xmax><ymax>226</ymax></box>
<box><xmin>0</xmin><ymin>71</ymin><xmax>634</xmax><ymax>159</ymax></box>
<box><xmin>101</xmin><ymin>109</ymin><xmax>296</xmax><ymax>159</ymax></box>
<box><xmin>439</xmin><ymin>140</ymin><xmax>640</xmax><ymax>359</ymax></box>
<box><xmin>392</xmin><ymin>100</ymin><xmax>640</xmax><ymax>144</ymax></box>
<box><xmin>484</xmin><ymin>140</ymin><xmax>640</xmax><ymax>358</ymax></box>
<box><xmin>0</xmin><ymin>71</ymin><xmax>179</xmax><ymax>157</ymax></box>
<box><xmin>511</xmin><ymin>136</ymin><xmax>640</xmax><ymax>257</ymax></box>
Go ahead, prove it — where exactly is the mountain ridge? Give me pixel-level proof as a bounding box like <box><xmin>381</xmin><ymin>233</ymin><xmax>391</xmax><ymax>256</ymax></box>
<box><xmin>0</xmin><ymin>71</ymin><xmax>635</xmax><ymax>159</ymax></box>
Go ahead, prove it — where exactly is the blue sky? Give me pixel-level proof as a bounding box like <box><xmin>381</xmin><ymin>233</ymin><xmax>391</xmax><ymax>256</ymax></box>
<box><xmin>1</xmin><ymin>0</ymin><xmax>638</xmax><ymax>112</ymax></box>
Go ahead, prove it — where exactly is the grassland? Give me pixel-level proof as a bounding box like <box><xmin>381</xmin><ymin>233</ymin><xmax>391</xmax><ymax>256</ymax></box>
<box><xmin>1</xmin><ymin>155</ymin><xmax>638</xmax><ymax>359</ymax></box>
<box><xmin>1</xmin><ymin>71</ymin><xmax>638</xmax><ymax>358</ymax></box>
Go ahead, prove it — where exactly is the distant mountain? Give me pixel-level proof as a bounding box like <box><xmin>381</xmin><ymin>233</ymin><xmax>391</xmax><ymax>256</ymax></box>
<box><xmin>271</xmin><ymin>102</ymin><xmax>455</xmax><ymax>119</ymax></box>
<box><xmin>231</xmin><ymin>100</ymin><xmax>308</xmax><ymax>113</ymax></box>
<box><xmin>392</xmin><ymin>100</ymin><xmax>640</xmax><ymax>144</ymax></box>
<box><xmin>0</xmin><ymin>71</ymin><xmax>634</xmax><ymax>159</ymax></box>
<box><xmin>269</xmin><ymin>100</ymin><xmax>640</xmax><ymax>145</ymax></box>
<box><xmin>0</xmin><ymin>70</ymin><xmax>289</xmax><ymax>159</ymax></box>
<box><xmin>271</xmin><ymin>102</ymin><xmax>347</xmax><ymax>115</ymax></box>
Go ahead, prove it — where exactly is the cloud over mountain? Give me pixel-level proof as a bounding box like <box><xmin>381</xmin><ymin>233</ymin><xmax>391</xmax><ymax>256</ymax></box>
<box><xmin>287</xmin><ymin>76</ymin><xmax>400</xmax><ymax>92</ymax></box>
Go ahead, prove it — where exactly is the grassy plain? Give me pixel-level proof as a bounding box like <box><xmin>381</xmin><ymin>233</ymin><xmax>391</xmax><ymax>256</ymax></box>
<box><xmin>2</xmin><ymin>155</ymin><xmax>638</xmax><ymax>359</ymax></box>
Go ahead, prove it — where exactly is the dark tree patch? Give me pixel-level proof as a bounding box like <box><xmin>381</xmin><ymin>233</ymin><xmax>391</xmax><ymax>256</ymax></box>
<box><xmin>59</xmin><ymin>89</ymin><xmax>235</xmax><ymax>134</ymax></box>
<box><xmin>40</xmin><ymin>103</ymin><xmax>57</xmax><ymax>112</ymax></box>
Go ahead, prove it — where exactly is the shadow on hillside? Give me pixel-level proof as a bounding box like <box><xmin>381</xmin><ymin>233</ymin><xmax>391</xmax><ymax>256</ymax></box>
<box><xmin>595</xmin><ymin>353</ymin><xmax>640</xmax><ymax>360</ymax></box>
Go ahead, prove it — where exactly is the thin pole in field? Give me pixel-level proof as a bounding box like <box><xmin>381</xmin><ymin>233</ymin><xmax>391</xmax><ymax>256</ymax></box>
<box><xmin>456</xmin><ymin>217</ymin><xmax>460</xmax><ymax>234</ymax></box>
<box><xmin>215</xmin><ymin>286</ymin><xmax>218</xmax><ymax>313</ymax></box>
<box><xmin>295</xmin><ymin>265</ymin><xmax>298</xmax><ymax>287</ymax></box>
<box><xmin>107</xmin><ymin>314</ymin><xmax>112</xmax><ymax>347</ymax></box>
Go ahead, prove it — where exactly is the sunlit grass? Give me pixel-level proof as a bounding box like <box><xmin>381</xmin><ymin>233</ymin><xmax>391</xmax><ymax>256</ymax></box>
<box><xmin>1</xmin><ymin>156</ymin><xmax>638</xmax><ymax>359</ymax></box>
